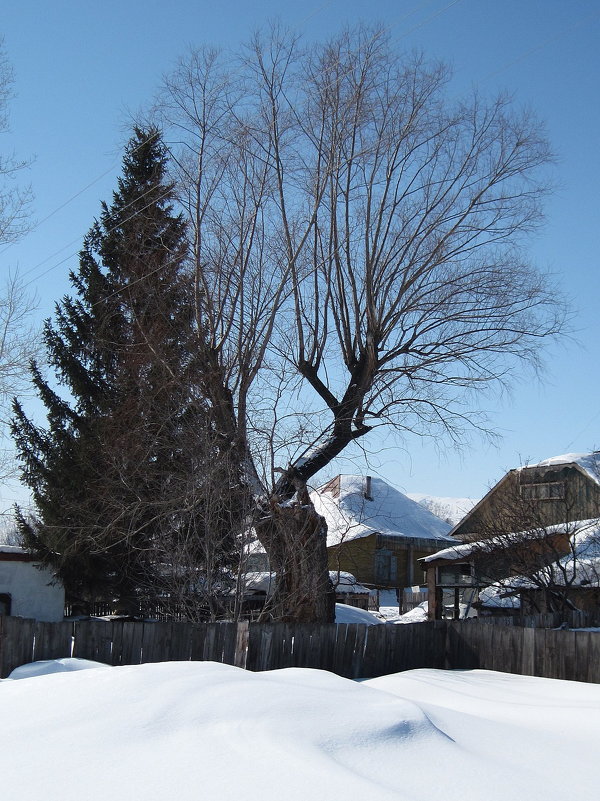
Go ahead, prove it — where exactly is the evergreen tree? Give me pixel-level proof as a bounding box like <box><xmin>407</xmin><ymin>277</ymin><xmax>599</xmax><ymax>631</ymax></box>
<box><xmin>12</xmin><ymin>128</ymin><xmax>238</xmax><ymax>614</ymax></box>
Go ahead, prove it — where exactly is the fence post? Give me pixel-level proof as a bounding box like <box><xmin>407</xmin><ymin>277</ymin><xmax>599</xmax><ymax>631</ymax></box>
<box><xmin>234</xmin><ymin>621</ymin><xmax>249</xmax><ymax>669</ymax></box>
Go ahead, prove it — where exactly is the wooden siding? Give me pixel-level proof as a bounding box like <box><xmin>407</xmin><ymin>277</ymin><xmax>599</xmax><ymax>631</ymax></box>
<box><xmin>327</xmin><ymin>533</ymin><xmax>445</xmax><ymax>589</ymax></box>
<box><xmin>453</xmin><ymin>465</ymin><xmax>600</xmax><ymax>541</ymax></box>
<box><xmin>328</xmin><ymin>533</ymin><xmax>378</xmax><ymax>585</ymax></box>
<box><xmin>521</xmin><ymin>587</ymin><xmax>600</xmax><ymax>615</ymax></box>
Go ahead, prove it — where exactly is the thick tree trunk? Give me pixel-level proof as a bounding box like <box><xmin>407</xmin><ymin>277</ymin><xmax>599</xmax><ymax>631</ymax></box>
<box><xmin>254</xmin><ymin>488</ymin><xmax>335</xmax><ymax>623</ymax></box>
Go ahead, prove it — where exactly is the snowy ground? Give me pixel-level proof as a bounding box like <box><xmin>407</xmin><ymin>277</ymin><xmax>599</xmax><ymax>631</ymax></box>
<box><xmin>2</xmin><ymin>659</ymin><xmax>598</xmax><ymax>801</ymax></box>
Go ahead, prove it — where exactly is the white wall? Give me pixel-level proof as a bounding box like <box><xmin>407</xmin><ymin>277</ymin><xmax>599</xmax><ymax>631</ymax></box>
<box><xmin>0</xmin><ymin>561</ymin><xmax>64</xmax><ymax>622</ymax></box>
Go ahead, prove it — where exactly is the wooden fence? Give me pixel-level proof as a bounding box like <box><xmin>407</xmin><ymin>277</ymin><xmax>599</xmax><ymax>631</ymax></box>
<box><xmin>401</xmin><ymin>591</ymin><xmax>428</xmax><ymax>613</ymax></box>
<box><xmin>1</xmin><ymin>616</ymin><xmax>598</xmax><ymax>683</ymax></box>
<box><xmin>477</xmin><ymin>609</ymin><xmax>600</xmax><ymax>629</ymax></box>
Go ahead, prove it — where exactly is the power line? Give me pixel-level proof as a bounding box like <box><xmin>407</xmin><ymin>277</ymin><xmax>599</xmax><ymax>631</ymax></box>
<box><xmin>0</xmin><ymin>162</ymin><xmax>119</xmax><ymax>261</ymax></box>
<box><xmin>21</xmin><ymin>182</ymin><xmax>176</xmax><ymax>293</ymax></box>
<box><xmin>7</xmin><ymin>0</ymin><xmax>497</xmax><ymax>294</ymax></box>
<box><xmin>0</xmin><ymin>129</ymin><xmax>165</xmax><ymax>265</ymax></box>
<box><xmin>393</xmin><ymin>0</ymin><xmax>464</xmax><ymax>41</ymax></box>
<box><xmin>481</xmin><ymin>7</ymin><xmax>600</xmax><ymax>83</ymax></box>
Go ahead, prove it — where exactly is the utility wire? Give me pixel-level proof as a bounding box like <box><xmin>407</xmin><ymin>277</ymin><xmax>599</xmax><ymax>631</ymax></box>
<box><xmin>21</xmin><ymin>182</ymin><xmax>176</xmax><ymax>293</ymax></box>
<box><xmin>2</xmin><ymin>0</ymin><xmax>453</xmax><ymax>278</ymax></box>
<box><xmin>481</xmin><ymin>7</ymin><xmax>600</xmax><ymax>83</ymax></box>
<box><xmin>0</xmin><ymin>129</ymin><xmax>166</xmax><ymax>264</ymax></box>
<box><xmin>12</xmin><ymin>0</ymin><xmax>466</xmax><ymax>292</ymax></box>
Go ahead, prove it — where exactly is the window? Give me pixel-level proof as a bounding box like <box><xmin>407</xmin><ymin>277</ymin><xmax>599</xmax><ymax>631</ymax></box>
<box><xmin>374</xmin><ymin>549</ymin><xmax>397</xmax><ymax>583</ymax></box>
<box><xmin>437</xmin><ymin>563</ymin><xmax>474</xmax><ymax>586</ymax></box>
<box><xmin>520</xmin><ymin>482</ymin><xmax>565</xmax><ymax>500</ymax></box>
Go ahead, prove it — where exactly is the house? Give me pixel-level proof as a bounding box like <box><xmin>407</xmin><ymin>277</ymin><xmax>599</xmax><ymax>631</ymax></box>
<box><xmin>0</xmin><ymin>546</ymin><xmax>65</xmax><ymax>622</ymax></box>
<box><xmin>450</xmin><ymin>452</ymin><xmax>600</xmax><ymax>542</ymax></box>
<box><xmin>423</xmin><ymin>451</ymin><xmax>600</xmax><ymax>619</ymax></box>
<box><xmin>422</xmin><ymin>525</ymin><xmax>571</xmax><ymax>619</ymax></box>
<box><xmin>311</xmin><ymin>475</ymin><xmax>454</xmax><ymax>592</ymax></box>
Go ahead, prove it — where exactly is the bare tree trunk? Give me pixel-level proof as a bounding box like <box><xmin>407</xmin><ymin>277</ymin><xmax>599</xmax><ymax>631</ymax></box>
<box><xmin>255</xmin><ymin>485</ymin><xmax>335</xmax><ymax>623</ymax></box>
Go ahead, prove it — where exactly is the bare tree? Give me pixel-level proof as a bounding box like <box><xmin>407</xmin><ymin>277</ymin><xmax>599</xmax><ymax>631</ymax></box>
<box><xmin>1</xmin><ymin>40</ymin><xmax>31</xmax><ymax>245</ymax></box>
<box><xmin>0</xmin><ymin>43</ymin><xmax>37</xmax><ymax>493</ymax></box>
<box><xmin>0</xmin><ymin>274</ymin><xmax>41</xmax><ymax>488</ymax></box>
<box><xmin>156</xmin><ymin>25</ymin><xmax>567</xmax><ymax>622</ymax></box>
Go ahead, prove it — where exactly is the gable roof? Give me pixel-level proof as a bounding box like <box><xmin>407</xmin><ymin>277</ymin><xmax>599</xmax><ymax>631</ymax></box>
<box><xmin>311</xmin><ymin>475</ymin><xmax>453</xmax><ymax>548</ymax></box>
<box><xmin>448</xmin><ymin>451</ymin><xmax>600</xmax><ymax>538</ymax></box>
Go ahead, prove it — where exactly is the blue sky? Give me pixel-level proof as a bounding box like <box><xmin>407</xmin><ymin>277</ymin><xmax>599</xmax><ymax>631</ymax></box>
<box><xmin>2</xmin><ymin>0</ymin><xmax>599</xmax><ymax>504</ymax></box>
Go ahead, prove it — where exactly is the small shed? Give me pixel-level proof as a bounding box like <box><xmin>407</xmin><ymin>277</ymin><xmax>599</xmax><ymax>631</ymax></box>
<box><xmin>240</xmin><ymin>570</ymin><xmax>373</xmax><ymax>614</ymax></box>
<box><xmin>0</xmin><ymin>546</ymin><xmax>65</xmax><ymax>622</ymax></box>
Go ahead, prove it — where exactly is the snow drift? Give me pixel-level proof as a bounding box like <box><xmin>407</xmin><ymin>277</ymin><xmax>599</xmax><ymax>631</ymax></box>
<box><xmin>1</xmin><ymin>659</ymin><xmax>598</xmax><ymax>801</ymax></box>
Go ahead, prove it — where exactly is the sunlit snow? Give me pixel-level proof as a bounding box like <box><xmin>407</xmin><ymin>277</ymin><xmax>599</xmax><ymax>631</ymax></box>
<box><xmin>1</xmin><ymin>659</ymin><xmax>597</xmax><ymax>801</ymax></box>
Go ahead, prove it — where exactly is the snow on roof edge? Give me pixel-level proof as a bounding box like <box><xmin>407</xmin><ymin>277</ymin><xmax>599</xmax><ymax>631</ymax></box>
<box><xmin>522</xmin><ymin>451</ymin><xmax>600</xmax><ymax>485</ymax></box>
<box><xmin>421</xmin><ymin>519</ymin><xmax>598</xmax><ymax>563</ymax></box>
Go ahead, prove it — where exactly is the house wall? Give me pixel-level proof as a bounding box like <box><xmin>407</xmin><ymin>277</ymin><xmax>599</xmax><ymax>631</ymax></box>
<box><xmin>328</xmin><ymin>533</ymin><xmax>378</xmax><ymax>585</ymax></box>
<box><xmin>0</xmin><ymin>560</ymin><xmax>64</xmax><ymax>622</ymax></box>
<box><xmin>453</xmin><ymin>466</ymin><xmax>600</xmax><ymax>542</ymax></box>
<box><xmin>327</xmin><ymin>533</ymin><xmax>444</xmax><ymax>590</ymax></box>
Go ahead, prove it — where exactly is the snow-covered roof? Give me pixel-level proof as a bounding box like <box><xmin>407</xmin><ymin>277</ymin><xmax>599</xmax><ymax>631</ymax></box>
<box><xmin>330</xmin><ymin>571</ymin><xmax>372</xmax><ymax>594</ymax></box>
<box><xmin>515</xmin><ymin>522</ymin><xmax>600</xmax><ymax>589</ymax></box>
<box><xmin>421</xmin><ymin>540</ymin><xmax>480</xmax><ymax>563</ymax></box>
<box><xmin>421</xmin><ymin>521</ymin><xmax>585</xmax><ymax>563</ymax></box>
<box><xmin>242</xmin><ymin>571</ymin><xmax>275</xmax><ymax>594</ymax></box>
<box><xmin>449</xmin><ymin>451</ymin><xmax>600</xmax><ymax>539</ymax></box>
<box><xmin>242</xmin><ymin>570</ymin><xmax>372</xmax><ymax>596</ymax></box>
<box><xmin>477</xmin><ymin>585</ymin><xmax>521</xmax><ymax>609</ymax></box>
<box><xmin>430</xmin><ymin>520</ymin><xmax>600</xmax><ymax>596</ymax></box>
<box><xmin>311</xmin><ymin>475</ymin><xmax>454</xmax><ymax>548</ymax></box>
<box><xmin>0</xmin><ymin>545</ymin><xmax>37</xmax><ymax>561</ymax></box>
<box><xmin>522</xmin><ymin>451</ymin><xmax>600</xmax><ymax>485</ymax></box>
<box><xmin>478</xmin><ymin>525</ymin><xmax>600</xmax><ymax>604</ymax></box>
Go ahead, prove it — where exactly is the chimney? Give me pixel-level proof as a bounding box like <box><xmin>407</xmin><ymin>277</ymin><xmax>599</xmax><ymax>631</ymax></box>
<box><xmin>364</xmin><ymin>475</ymin><xmax>373</xmax><ymax>501</ymax></box>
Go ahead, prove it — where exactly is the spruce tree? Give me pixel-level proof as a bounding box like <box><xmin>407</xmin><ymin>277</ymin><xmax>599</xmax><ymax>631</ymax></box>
<box><xmin>12</xmin><ymin>127</ymin><xmax>235</xmax><ymax>614</ymax></box>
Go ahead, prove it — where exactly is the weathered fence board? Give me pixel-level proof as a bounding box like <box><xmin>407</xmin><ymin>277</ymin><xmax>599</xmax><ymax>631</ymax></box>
<box><xmin>33</xmin><ymin>620</ymin><xmax>72</xmax><ymax>663</ymax></box>
<box><xmin>119</xmin><ymin>621</ymin><xmax>143</xmax><ymax>665</ymax></box>
<box><xmin>0</xmin><ymin>616</ymin><xmax>35</xmax><ymax>677</ymax></box>
<box><xmin>220</xmin><ymin>623</ymin><xmax>239</xmax><ymax>666</ymax></box>
<box><xmin>189</xmin><ymin>623</ymin><xmax>208</xmax><ymax>662</ymax></box>
<box><xmin>72</xmin><ymin>619</ymin><xmax>112</xmax><ymax>664</ymax></box>
<box><xmin>574</xmin><ymin>631</ymin><xmax>592</xmax><ymax>683</ymax></box>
